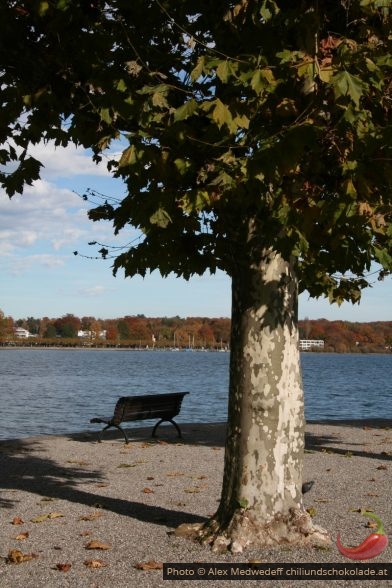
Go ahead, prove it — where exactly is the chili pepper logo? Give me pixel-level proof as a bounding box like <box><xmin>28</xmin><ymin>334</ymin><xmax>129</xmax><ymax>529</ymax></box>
<box><xmin>336</xmin><ymin>510</ymin><xmax>388</xmax><ymax>560</ymax></box>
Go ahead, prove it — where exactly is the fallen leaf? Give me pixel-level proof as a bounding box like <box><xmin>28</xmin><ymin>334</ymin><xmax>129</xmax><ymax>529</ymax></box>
<box><xmin>143</xmin><ymin>487</ymin><xmax>154</xmax><ymax>494</ymax></box>
<box><xmin>31</xmin><ymin>512</ymin><xmax>64</xmax><ymax>523</ymax></box>
<box><xmin>166</xmin><ymin>471</ymin><xmax>185</xmax><ymax>477</ymax></box>
<box><xmin>15</xmin><ymin>532</ymin><xmax>29</xmax><ymax>541</ymax></box>
<box><xmin>306</xmin><ymin>507</ymin><xmax>317</xmax><ymax>517</ymax></box>
<box><xmin>79</xmin><ymin>511</ymin><xmax>103</xmax><ymax>521</ymax></box>
<box><xmin>364</xmin><ymin>518</ymin><xmax>378</xmax><ymax>529</ymax></box>
<box><xmin>134</xmin><ymin>560</ymin><xmax>163</xmax><ymax>570</ymax></box>
<box><xmin>184</xmin><ymin>487</ymin><xmax>201</xmax><ymax>493</ymax></box>
<box><xmin>146</xmin><ymin>476</ymin><xmax>155</xmax><ymax>480</ymax></box>
<box><xmin>55</xmin><ymin>563</ymin><xmax>72</xmax><ymax>572</ymax></box>
<box><xmin>40</xmin><ymin>497</ymin><xmax>55</xmax><ymax>502</ymax></box>
<box><xmin>11</xmin><ymin>517</ymin><xmax>24</xmax><ymax>525</ymax></box>
<box><xmin>85</xmin><ymin>540</ymin><xmax>111</xmax><ymax>550</ymax></box>
<box><xmin>376</xmin><ymin>465</ymin><xmax>388</xmax><ymax>470</ymax></box>
<box><xmin>367</xmin><ymin>492</ymin><xmax>379</xmax><ymax>497</ymax></box>
<box><xmin>6</xmin><ymin>549</ymin><xmax>38</xmax><ymax>564</ymax></box>
<box><xmin>84</xmin><ymin>559</ymin><xmax>107</xmax><ymax>568</ymax></box>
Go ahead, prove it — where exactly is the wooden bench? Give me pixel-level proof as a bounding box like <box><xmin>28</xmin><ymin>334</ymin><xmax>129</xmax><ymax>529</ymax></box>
<box><xmin>90</xmin><ymin>391</ymin><xmax>189</xmax><ymax>444</ymax></box>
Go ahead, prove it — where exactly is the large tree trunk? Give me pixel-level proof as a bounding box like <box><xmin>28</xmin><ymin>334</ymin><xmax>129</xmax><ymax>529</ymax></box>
<box><xmin>176</xmin><ymin>248</ymin><xmax>330</xmax><ymax>552</ymax></box>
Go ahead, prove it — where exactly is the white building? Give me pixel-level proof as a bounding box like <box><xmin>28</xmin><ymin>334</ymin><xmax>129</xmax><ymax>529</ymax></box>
<box><xmin>14</xmin><ymin>327</ymin><xmax>31</xmax><ymax>338</ymax></box>
<box><xmin>299</xmin><ymin>339</ymin><xmax>324</xmax><ymax>351</ymax></box>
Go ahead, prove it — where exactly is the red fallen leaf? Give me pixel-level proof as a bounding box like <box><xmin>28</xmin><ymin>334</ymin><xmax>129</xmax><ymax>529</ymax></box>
<box><xmin>142</xmin><ymin>487</ymin><xmax>154</xmax><ymax>494</ymax></box>
<box><xmin>134</xmin><ymin>560</ymin><xmax>163</xmax><ymax>570</ymax></box>
<box><xmin>55</xmin><ymin>563</ymin><xmax>72</xmax><ymax>572</ymax></box>
<box><xmin>85</xmin><ymin>540</ymin><xmax>111</xmax><ymax>550</ymax></box>
<box><xmin>84</xmin><ymin>559</ymin><xmax>107</xmax><ymax>568</ymax></box>
<box><xmin>11</xmin><ymin>517</ymin><xmax>24</xmax><ymax>525</ymax></box>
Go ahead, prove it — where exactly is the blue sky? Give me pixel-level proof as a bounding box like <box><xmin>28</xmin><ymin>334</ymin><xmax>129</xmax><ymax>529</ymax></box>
<box><xmin>1</xmin><ymin>141</ymin><xmax>391</xmax><ymax>322</ymax></box>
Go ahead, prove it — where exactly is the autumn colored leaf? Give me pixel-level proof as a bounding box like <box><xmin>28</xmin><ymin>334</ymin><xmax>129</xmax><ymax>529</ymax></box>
<box><xmin>84</xmin><ymin>559</ymin><xmax>107</xmax><ymax>568</ymax></box>
<box><xmin>55</xmin><ymin>563</ymin><xmax>72</xmax><ymax>572</ymax></box>
<box><xmin>6</xmin><ymin>549</ymin><xmax>38</xmax><ymax>564</ymax></box>
<box><xmin>79</xmin><ymin>511</ymin><xmax>103</xmax><ymax>521</ymax></box>
<box><xmin>306</xmin><ymin>507</ymin><xmax>317</xmax><ymax>517</ymax></box>
<box><xmin>376</xmin><ymin>465</ymin><xmax>388</xmax><ymax>470</ymax></box>
<box><xmin>31</xmin><ymin>512</ymin><xmax>64</xmax><ymax>523</ymax></box>
<box><xmin>134</xmin><ymin>560</ymin><xmax>163</xmax><ymax>570</ymax></box>
<box><xmin>11</xmin><ymin>517</ymin><xmax>24</xmax><ymax>525</ymax></box>
<box><xmin>15</xmin><ymin>531</ymin><xmax>29</xmax><ymax>541</ymax></box>
<box><xmin>142</xmin><ymin>487</ymin><xmax>154</xmax><ymax>494</ymax></box>
<box><xmin>366</xmin><ymin>520</ymin><xmax>379</xmax><ymax>528</ymax></box>
<box><xmin>166</xmin><ymin>471</ymin><xmax>185</xmax><ymax>477</ymax></box>
<box><xmin>85</xmin><ymin>540</ymin><xmax>111</xmax><ymax>550</ymax></box>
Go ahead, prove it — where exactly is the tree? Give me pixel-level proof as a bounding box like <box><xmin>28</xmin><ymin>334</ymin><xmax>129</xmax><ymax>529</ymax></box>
<box><xmin>54</xmin><ymin>314</ymin><xmax>81</xmax><ymax>338</ymax></box>
<box><xmin>1</xmin><ymin>0</ymin><xmax>391</xmax><ymax>552</ymax></box>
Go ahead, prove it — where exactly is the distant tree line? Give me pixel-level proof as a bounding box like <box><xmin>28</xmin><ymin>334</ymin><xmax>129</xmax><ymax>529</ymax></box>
<box><xmin>0</xmin><ymin>310</ymin><xmax>231</xmax><ymax>349</ymax></box>
<box><xmin>0</xmin><ymin>310</ymin><xmax>391</xmax><ymax>352</ymax></box>
<box><xmin>299</xmin><ymin>318</ymin><xmax>392</xmax><ymax>353</ymax></box>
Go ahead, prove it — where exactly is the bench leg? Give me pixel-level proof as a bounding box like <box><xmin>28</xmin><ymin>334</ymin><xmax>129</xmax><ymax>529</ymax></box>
<box><xmin>152</xmin><ymin>418</ymin><xmax>182</xmax><ymax>438</ymax></box>
<box><xmin>97</xmin><ymin>424</ymin><xmax>129</xmax><ymax>444</ymax></box>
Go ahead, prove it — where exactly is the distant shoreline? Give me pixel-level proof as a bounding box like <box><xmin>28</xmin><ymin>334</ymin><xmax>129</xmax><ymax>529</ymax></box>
<box><xmin>1</xmin><ymin>345</ymin><xmax>391</xmax><ymax>355</ymax></box>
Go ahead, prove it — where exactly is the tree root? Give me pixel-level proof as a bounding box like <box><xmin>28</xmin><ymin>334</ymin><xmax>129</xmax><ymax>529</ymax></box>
<box><xmin>174</xmin><ymin>507</ymin><xmax>331</xmax><ymax>554</ymax></box>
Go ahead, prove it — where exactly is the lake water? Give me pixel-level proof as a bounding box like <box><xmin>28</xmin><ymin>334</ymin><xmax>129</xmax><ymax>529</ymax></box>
<box><xmin>0</xmin><ymin>349</ymin><xmax>391</xmax><ymax>440</ymax></box>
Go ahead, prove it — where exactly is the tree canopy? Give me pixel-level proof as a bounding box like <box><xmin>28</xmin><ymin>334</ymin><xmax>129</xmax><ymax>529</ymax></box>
<box><xmin>1</xmin><ymin>0</ymin><xmax>391</xmax><ymax>552</ymax></box>
<box><xmin>1</xmin><ymin>0</ymin><xmax>391</xmax><ymax>302</ymax></box>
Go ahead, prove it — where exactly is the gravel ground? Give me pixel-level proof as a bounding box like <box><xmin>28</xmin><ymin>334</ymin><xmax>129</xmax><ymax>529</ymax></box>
<box><xmin>0</xmin><ymin>420</ymin><xmax>391</xmax><ymax>588</ymax></box>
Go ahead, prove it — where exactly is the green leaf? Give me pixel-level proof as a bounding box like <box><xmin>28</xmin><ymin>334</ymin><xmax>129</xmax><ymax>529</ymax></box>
<box><xmin>174</xmin><ymin>99</ymin><xmax>198</xmax><ymax>122</ymax></box>
<box><xmin>149</xmin><ymin>208</ymin><xmax>172</xmax><ymax>228</ymax></box>
<box><xmin>238</xmin><ymin>498</ymin><xmax>249</xmax><ymax>509</ymax></box>
<box><xmin>216</xmin><ymin>60</ymin><xmax>235</xmax><ymax>83</ymax></box>
<box><xmin>118</xmin><ymin>146</ymin><xmax>138</xmax><ymax>168</ymax></box>
<box><xmin>211</xmin><ymin>99</ymin><xmax>234</xmax><ymax>130</ymax></box>
<box><xmin>191</xmin><ymin>56</ymin><xmax>205</xmax><ymax>81</ymax></box>
<box><xmin>251</xmin><ymin>68</ymin><xmax>275</xmax><ymax>94</ymax></box>
<box><xmin>99</xmin><ymin>108</ymin><xmax>113</xmax><ymax>125</ymax></box>
<box><xmin>331</xmin><ymin>71</ymin><xmax>366</xmax><ymax>107</ymax></box>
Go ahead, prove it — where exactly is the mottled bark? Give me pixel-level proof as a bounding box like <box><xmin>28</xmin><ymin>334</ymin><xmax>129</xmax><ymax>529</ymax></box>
<box><xmin>176</xmin><ymin>247</ymin><xmax>330</xmax><ymax>552</ymax></box>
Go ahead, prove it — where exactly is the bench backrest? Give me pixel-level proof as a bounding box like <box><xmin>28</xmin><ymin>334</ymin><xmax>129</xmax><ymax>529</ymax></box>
<box><xmin>112</xmin><ymin>392</ymin><xmax>189</xmax><ymax>424</ymax></box>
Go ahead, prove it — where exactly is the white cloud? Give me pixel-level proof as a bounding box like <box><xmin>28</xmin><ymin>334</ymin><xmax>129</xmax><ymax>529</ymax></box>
<box><xmin>78</xmin><ymin>285</ymin><xmax>114</xmax><ymax>297</ymax></box>
<box><xmin>8</xmin><ymin>254</ymin><xmax>65</xmax><ymax>275</ymax></box>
